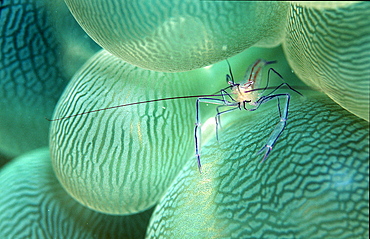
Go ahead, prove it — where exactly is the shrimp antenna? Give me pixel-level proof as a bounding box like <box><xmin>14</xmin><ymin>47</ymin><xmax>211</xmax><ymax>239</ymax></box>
<box><xmin>45</xmin><ymin>85</ymin><xmax>309</xmax><ymax>122</ymax></box>
<box><xmin>45</xmin><ymin>94</ymin><xmax>223</xmax><ymax>121</ymax></box>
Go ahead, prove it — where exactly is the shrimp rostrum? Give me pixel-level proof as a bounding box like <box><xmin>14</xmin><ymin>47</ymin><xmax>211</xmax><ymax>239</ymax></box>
<box><xmin>194</xmin><ymin>59</ymin><xmax>303</xmax><ymax>173</ymax></box>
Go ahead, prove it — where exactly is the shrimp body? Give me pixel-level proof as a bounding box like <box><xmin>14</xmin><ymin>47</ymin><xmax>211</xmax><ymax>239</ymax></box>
<box><xmin>229</xmin><ymin>59</ymin><xmax>272</xmax><ymax>106</ymax></box>
<box><xmin>231</xmin><ymin>81</ymin><xmax>258</xmax><ymax>104</ymax></box>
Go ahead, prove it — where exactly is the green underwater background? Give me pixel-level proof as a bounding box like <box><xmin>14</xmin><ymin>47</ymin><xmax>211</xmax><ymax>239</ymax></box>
<box><xmin>0</xmin><ymin>1</ymin><xmax>369</xmax><ymax>238</ymax></box>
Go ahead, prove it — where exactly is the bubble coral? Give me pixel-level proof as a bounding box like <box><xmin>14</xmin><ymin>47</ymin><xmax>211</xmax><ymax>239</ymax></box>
<box><xmin>63</xmin><ymin>0</ymin><xmax>289</xmax><ymax>72</ymax></box>
<box><xmin>0</xmin><ymin>0</ymin><xmax>100</xmax><ymax>158</ymax></box>
<box><xmin>0</xmin><ymin>148</ymin><xmax>153</xmax><ymax>238</ymax></box>
<box><xmin>0</xmin><ymin>0</ymin><xmax>369</xmax><ymax>238</ymax></box>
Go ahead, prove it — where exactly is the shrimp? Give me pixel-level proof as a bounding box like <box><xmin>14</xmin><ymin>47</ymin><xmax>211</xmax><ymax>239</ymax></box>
<box><xmin>194</xmin><ymin>59</ymin><xmax>303</xmax><ymax>173</ymax></box>
<box><xmin>46</xmin><ymin>59</ymin><xmax>302</xmax><ymax>173</ymax></box>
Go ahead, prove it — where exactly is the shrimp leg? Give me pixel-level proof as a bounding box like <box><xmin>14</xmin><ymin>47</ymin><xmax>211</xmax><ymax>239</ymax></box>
<box><xmin>262</xmin><ymin>67</ymin><xmax>303</xmax><ymax>97</ymax></box>
<box><xmin>248</xmin><ymin>93</ymin><xmax>291</xmax><ymax>162</ymax></box>
<box><xmin>214</xmin><ymin>88</ymin><xmax>240</xmax><ymax>139</ymax></box>
<box><xmin>214</xmin><ymin>105</ymin><xmax>239</xmax><ymax>140</ymax></box>
<box><xmin>195</xmin><ymin>97</ymin><xmax>237</xmax><ymax>173</ymax></box>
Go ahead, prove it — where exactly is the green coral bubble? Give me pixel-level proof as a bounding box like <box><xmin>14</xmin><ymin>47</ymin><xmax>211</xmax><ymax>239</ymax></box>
<box><xmin>50</xmin><ymin>49</ymin><xmax>217</xmax><ymax>215</ymax></box>
<box><xmin>283</xmin><ymin>1</ymin><xmax>370</xmax><ymax>121</ymax></box>
<box><xmin>0</xmin><ymin>148</ymin><xmax>153</xmax><ymax>238</ymax></box>
<box><xmin>63</xmin><ymin>0</ymin><xmax>289</xmax><ymax>72</ymax></box>
<box><xmin>146</xmin><ymin>91</ymin><xmax>369</xmax><ymax>238</ymax></box>
<box><xmin>0</xmin><ymin>0</ymin><xmax>100</xmax><ymax>158</ymax></box>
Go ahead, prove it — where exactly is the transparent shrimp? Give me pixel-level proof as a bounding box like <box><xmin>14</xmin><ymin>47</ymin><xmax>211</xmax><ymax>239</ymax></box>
<box><xmin>194</xmin><ymin>59</ymin><xmax>303</xmax><ymax>173</ymax></box>
<box><xmin>47</xmin><ymin>59</ymin><xmax>302</xmax><ymax>174</ymax></box>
